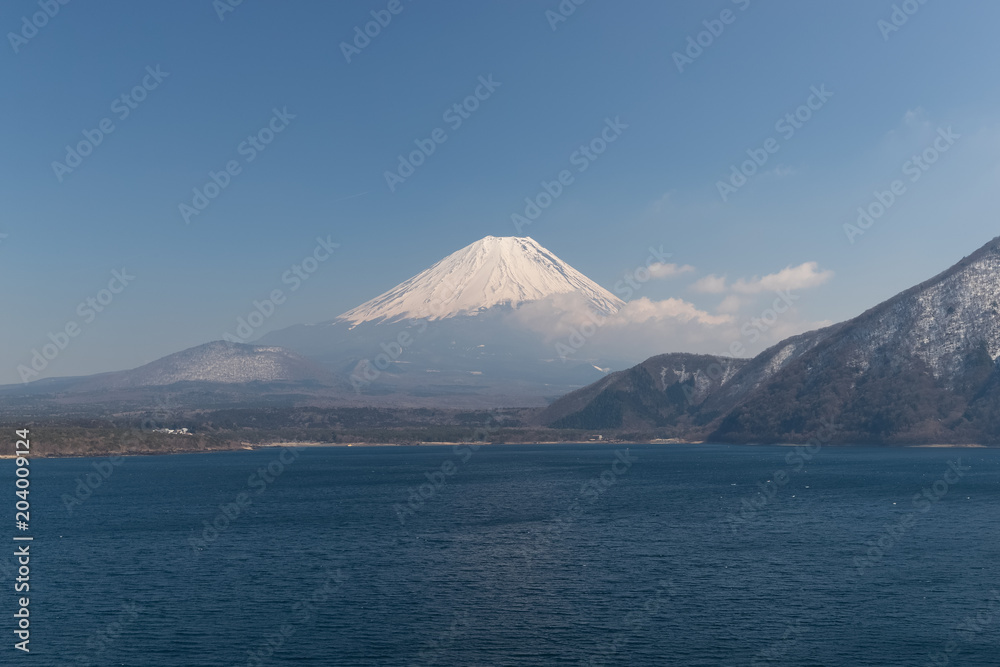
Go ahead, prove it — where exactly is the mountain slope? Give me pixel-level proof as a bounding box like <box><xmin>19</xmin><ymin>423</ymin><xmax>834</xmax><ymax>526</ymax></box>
<box><xmin>262</xmin><ymin>236</ymin><xmax>630</xmax><ymax>401</ymax></box>
<box><xmin>0</xmin><ymin>342</ymin><xmax>351</xmax><ymax>415</ymax></box>
<box><xmin>544</xmin><ymin>236</ymin><xmax>1000</xmax><ymax>444</ymax></box>
<box><xmin>710</xmin><ymin>237</ymin><xmax>1000</xmax><ymax>443</ymax></box>
<box><xmin>539</xmin><ymin>353</ymin><xmax>748</xmax><ymax>432</ymax></box>
<box><xmin>73</xmin><ymin>341</ymin><xmax>334</xmax><ymax>390</ymax></box>
<box><xmin>337</xmin><ymin>235</ymin><xmax>624</xmax><ymax>325</ymax></box>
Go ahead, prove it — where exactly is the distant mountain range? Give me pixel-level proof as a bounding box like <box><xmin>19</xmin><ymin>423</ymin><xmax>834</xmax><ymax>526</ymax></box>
<box><xmin>7</xmin><ymin>234</ymin><xmax>1000</xmax><ymax>443</ymax></box>
<box><xmin>3</xmin><ymin>236</ymin><xmax>629</xmax><ymax>411</ymax></box>
<box><xmin>0</xmin><ymin>341</ymin><xmax>343</xmax><ymax>416</ymax></box>
<box><xmin>542</xmin><ymin>236</ymin><xmax>1000</xmax><ymax>444</ymax></box>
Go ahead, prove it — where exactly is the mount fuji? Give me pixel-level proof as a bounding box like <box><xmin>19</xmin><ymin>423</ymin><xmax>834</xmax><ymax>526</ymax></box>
<box><xmin>2</xmin><ymin>236</ymin><xmax>634</xmax><ymax>411</ymax></box>
<box><xmin>338</xmin><ymin>235</ymin><xmax>624</xmax><ymax>325</ymax></box>
<box><xmin>258</xmin><ymin>236</ymin><xmax>629</xmax><ymax>404</ymax></box>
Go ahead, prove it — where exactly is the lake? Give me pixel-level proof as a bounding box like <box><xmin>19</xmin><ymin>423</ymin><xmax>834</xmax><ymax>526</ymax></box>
<box><xmin>5</xmin><ymin>443</ymin><xmax>999</xmax><ymax>665</ymax></box>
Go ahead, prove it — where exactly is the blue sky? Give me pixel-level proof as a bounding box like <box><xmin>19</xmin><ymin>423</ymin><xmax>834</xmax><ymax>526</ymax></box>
<box><xmin>3</xmin><ymin>0</ymin><xmax>1000</xmax><ymax>383</ymax></box>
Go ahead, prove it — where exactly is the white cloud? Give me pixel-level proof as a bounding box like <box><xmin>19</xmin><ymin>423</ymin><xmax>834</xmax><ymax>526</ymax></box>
<box><xmin>507</xmin><ymin>290</ymin><xmax>830</xmax><ymax>366</ymax></box>
<box><xmin>511</xmin><ymin>292</ymin><xmax>728</xmax><ymax>334</ymax></box>
<box><xmin>715</xmin><ymin>294</ymin><xmax>745</xmax><ymax>314</ymax></box>
<box><xmin>506</xmin><ymin>255</ymin><xmax>837</xmax><ymax>366</ymax></box>
<box><xmin>901</xmin><ymin>107</ymin><xmax>930</xmax><ymax>131</ymax></box>
<box><xmin>648</xmin><ymin>191</ymin><xmax>674</xmax><ymax>213</ymax></box>
<box><xmin>764</xmin><ymin>164</ymin><xmax>796</xmax><ymax>178</ymax></box>
<box><xmin>611</xmin><ymin>297</ymin><xmax>732</xmax><ymax>326</ymax></box>
<box><xmin>648</xmin><ymin>262</ymin><xmax>695</xmax><ymax>279</ymax></box>
<box><xmin>729</xmin><ymin>261</ymin><xmax>833</xmax><ymax>294</ymax></box>
<box><xmin>691</xmin><ymin>274</ymin><xmax>728</xmax><ymax>294</ymax></box>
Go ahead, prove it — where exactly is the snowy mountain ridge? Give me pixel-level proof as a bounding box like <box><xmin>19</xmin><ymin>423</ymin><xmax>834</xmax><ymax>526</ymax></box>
<box><xmin>846</xmin><ymin>240</ymin><xmax>1000</xmax><ymax>380</ymax></box>
<box><xmin>336</xmin><ymin>236</ymin><xmax>625</xmax><ymax>326</ymax></box>
<box><xmin>543</xmin><ymin>236</ymin><xmax>1000</xmax><ymax>443</ymax></box>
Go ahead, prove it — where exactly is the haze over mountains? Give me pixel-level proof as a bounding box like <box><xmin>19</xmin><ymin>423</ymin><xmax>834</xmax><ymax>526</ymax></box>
<box><xmin>259</xmin><ymin>235</ymin><xmax>631</xmax><ymax>401</ymax></box>
<box><xmin>7</xmin><ymin>234</ymin><xmax>1000</xmax><ymax>443</ymax></box>
<box><xmin>6</xmin><ymin>236</ymin><xmax>638</xmax><ymax>409</ymax></box>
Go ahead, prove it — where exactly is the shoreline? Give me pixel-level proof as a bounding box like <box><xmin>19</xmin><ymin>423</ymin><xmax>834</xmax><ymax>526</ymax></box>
<box><xmin>2</xmin><ymin>439</ymin><xmax>995</xmax><ymax>460</ymax></box>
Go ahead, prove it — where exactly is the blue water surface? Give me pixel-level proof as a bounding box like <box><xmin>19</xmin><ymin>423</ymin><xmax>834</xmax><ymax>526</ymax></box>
<box><xmin>2</xmin><ymin>443</ymin><xmax>998</xmax><ymax>666</ymax></box>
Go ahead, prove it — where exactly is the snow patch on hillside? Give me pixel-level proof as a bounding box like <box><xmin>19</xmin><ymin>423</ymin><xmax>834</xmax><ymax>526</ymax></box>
<box><xmin>115</xmin><ymin>342</ymin><xmax>319</xmax><ymax>386</ymax></box>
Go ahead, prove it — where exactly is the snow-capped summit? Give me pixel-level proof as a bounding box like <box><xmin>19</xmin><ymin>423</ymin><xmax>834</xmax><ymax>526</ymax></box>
<box><xmin>337</xmin><ymin>236</ymin><xmax>624</xmax><ymax>325</ymax></box>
